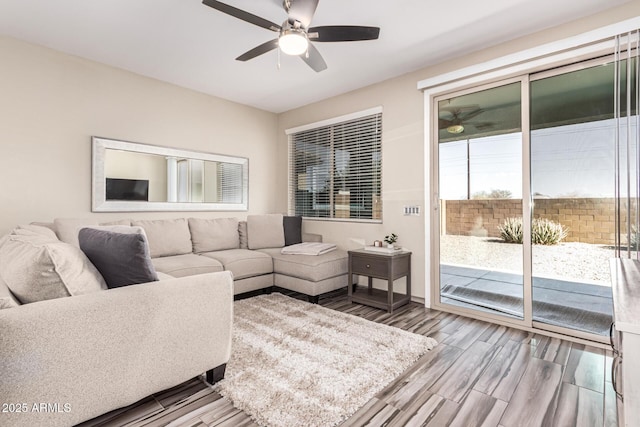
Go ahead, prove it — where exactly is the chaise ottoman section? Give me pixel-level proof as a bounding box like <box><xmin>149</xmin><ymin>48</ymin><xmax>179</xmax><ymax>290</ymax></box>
<box><xmin>258</xmin><ymin>248</ymin><xmax>348</xmax><ymax>301</ymax></box>
<box><xmin>152</xmin><ymin>254</ymin><xmax>223</xmax><ymax>278</ymax></box>
<box><xmin>201</xmin><ymin>249</ymin><xmax>273</xmax><ymax>279</ymax></box>
<box><xmin>201</xmin><ymin>249</ymin><xmax>274</xmax><ymax>295</ymax></box>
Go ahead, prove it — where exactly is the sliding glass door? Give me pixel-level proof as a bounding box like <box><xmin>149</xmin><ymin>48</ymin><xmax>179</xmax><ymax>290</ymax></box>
<box><xmin>432</xmin><ymin>34</ymin><xmax>640</xmax><ymax>342</ymax></box>
<box><xmin>437</xmin><ymin>79</ymin><xmax>529</xmax><ymax>323</ymax></box>
<box><xmin>434</xmin><ymin>58</ymin><xmax>636</xmax><ymax>340</ymax></box>
<box><xmin>529</xmin><ymin>59</ymin><xmax>621</xmax><ymax>336</ymax></box>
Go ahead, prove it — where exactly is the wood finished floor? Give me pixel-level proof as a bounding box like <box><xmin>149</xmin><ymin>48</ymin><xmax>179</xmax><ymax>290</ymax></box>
<box><xmin>77</xmin><ymin>289</ymin><xmax>619</xmax><ymax>427</ymax></box>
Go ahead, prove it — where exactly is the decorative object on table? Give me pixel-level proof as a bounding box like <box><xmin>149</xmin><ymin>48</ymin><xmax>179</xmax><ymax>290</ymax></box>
<box><xmin>216</xmin><ymin>293</ymin><xmax>436</xmax><ymax>427</ymax></box>
<box><xmin>374</xmin><ymin>240</ymin><xmax>382</xmax><ymax>247</ymax></box>
<box><xmin>384</xmin><ymin>232</ymin><xmax>398</xmax><ymax>249</ymax></box>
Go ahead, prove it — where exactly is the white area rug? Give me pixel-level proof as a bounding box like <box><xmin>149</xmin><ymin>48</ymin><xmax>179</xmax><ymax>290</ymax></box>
<box><xmin>216</xmin><ymin>293</ymin><xmax>437</xmax><ymax>427</ymax></box>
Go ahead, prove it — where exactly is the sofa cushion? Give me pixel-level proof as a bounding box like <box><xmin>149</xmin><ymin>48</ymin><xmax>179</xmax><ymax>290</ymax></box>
<box><xmin>0</xmin><ymin>273</ymin><xmax>20</xmax><ymax>309</ymax></box>
<box><xmin>79</xmin><ymin>227</ymin><xmax>158</xmax><ymax>289</ymax></box>
<box><xmin>151</xmin><ymin>254</ymin><xmax>223</xmax><ymax>278</ymax></box>
<box><xmin>283</xmin><ymin>216</ymin><xmax>303</xmax><ymax>246</ymax></box>
<box><xmin>53</xmin><ymin>218</ymin><xmax>131</xmax><ymax>247</ymax></box>
<box><xmin>201</xmin><ymin>249</ymin><xmax>273</xmax><ymax>280</ymax></box>
<box><xmin>0</xmin><ymin>230</ymin><xmax>107</xmax><ymax>304</ymax></box>
<box><xmin>54</xmin><ymin>218</ymin><xmax>99</xmax><ymax>246</ymax></box>
<box><xmin>247</xmin><ymin>214</ymin><xmax>285</xmax><ymax>250</ymax></box>
<box><xmin>238</xmin><ymin>221</ymin><xmax>248</xmax><ymax>249</ymax></box>
<box><xmin>188</xmin><ymin>218</ymin><xmax>239</xmax><ymax>253</ymax></box>
<box><xmin>13</xmin><ymin>224</ymin><xmax>59</xmax><ymax>240</ymax></box>
<box><xmin>131</xmin><ymin>218</ymin><xmax>192</xmax><ymax>258</ymax></box>
<box><xmin>258</xmin><ymin>248</ymin><xmax>348</xmax><ymax>282</ymax></box>
<box><xmin>155</xmin><ymin>271</ymin><xmax>175</xmax><ymax>281</ymax></box>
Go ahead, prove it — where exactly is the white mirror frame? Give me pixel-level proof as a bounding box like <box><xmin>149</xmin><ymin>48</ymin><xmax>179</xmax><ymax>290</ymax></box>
<box><xmin>92</xmin><ymin>136</ymin><xmax>249</xmax><ymax>212</ymax></box>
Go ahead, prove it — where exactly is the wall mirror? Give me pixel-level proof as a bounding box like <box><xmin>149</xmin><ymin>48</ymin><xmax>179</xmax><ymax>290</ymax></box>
<box><xmin>92</xmin><ymin>137</ymin><xmax>249</xmax><ymax>212</ymax></box>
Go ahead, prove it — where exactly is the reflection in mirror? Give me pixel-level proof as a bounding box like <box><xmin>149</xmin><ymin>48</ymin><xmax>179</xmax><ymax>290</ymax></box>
<box><xmin>92</xmin><ymin>137</ymin><xmax>248</xmax><ymax>212</ymax></box>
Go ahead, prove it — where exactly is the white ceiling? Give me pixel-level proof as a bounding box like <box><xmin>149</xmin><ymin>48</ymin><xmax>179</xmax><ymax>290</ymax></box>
<box><xmin>0</xmin><ymin>0</ymin><xmax>632</xmax><ymax>113</ymax></box>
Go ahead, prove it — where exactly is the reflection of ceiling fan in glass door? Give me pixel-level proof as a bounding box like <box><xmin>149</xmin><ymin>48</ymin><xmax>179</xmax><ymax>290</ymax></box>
<box><xmin>439</xmin><ymin>105</ymin><xmax>484</xmax><ymax>134</ymax></box>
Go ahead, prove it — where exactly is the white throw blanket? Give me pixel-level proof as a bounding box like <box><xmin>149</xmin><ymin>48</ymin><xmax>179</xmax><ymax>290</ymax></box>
<box><xmin>281</xmin><ymin>242</ymin><xmax>337</xmax><ymax>256</ymax></box>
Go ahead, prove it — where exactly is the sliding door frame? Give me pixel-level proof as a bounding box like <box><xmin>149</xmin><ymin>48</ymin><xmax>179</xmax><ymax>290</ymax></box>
<box><xmin>431</xmin><ymin>75</ymin><xmax>533</xmax><ymax>330</ymax></box>
<box><xmin>429</xmin><ymin>52</ymin><xmax>626</xmax><ymax>345</ymax></box>
<box><xmin>527</xmin><ymin>50</ymin><xmax>634</xmax><ymax>341</ymax></box>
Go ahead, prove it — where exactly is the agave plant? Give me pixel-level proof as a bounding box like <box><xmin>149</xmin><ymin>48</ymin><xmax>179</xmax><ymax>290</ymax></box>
<box><xmin>498</xmin><ymin>217</ymin><xmax>524</xmax><ymax>244</ymax></box>
<box><xmin>498</xmin><ymin>217</ymin><xmax>568</xmax><ymax>245</ymax></box>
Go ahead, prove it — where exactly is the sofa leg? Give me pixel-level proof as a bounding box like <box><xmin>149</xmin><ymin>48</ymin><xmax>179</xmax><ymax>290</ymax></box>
<box><xmin>308</xmin><ymin>295</ymin><xmax>319</xmax><ymax>304</ymax></box>
<box><xmin>206</xmin><ymin>363</ymin><xmax>227</xmax><ymax>385</ymax></box>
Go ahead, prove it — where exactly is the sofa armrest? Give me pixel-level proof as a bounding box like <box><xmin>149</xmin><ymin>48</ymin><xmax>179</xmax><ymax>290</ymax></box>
<box><xmin>302</xmin><ymin>233</ymin><xmax>323</xmax><ymax>243</ymax></box>
<box><xmin>0</xmin><ymin>271</ymin><xmax>234</xmax><ymax>427</ymax></box>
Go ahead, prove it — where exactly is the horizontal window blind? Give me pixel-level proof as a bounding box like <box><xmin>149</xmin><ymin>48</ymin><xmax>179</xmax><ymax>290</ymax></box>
<box><xmin>217</xmin><ymin>162</ymin><xmax>244</xmax><ymax>204</ymax></box>
<box><xmin>288</xmin><ymin>111</ymin><xmax>382</xmax><ymax>221</ymax></box>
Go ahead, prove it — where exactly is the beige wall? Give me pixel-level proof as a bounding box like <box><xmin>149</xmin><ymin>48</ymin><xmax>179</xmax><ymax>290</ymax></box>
<box><xmin>0</xmin><ymin>36</ymin><xmax>278</xmax><ymax>235</ymax></box>
<box><xmin>277</xmin><ymin>2</ymin><xmax>640</xmax><ymax>302</ymax></box>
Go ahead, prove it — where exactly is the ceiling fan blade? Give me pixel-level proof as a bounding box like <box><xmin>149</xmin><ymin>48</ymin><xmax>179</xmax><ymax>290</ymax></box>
<box><xmin>300</xmin><ymin>43</ymin><xmax>327</xmax><ymax>72</ymax></box>
<box><xmin>460</xmin><ymin>108</ymin><xmax>485</xmax><ymax>121</ymax></box>
<box><xmin>202</xmin><ymin>0</ymin><xmax>281</xmax><ymax>32</ymax></box>
<box><xmin>236</xmin><ymin>39</ymin><xmax>279</xmax><ymax>61</ymax></box>
<box><xmin>438</xmin><ymin>118</ymin><xmax>454</xmax><ymax>128</ymax></box>
<box><xmin>308</xmin><ymin>26</ymin><xmax>380</xmax><ymax>42</ymax></box>
<box><xmin>285</xmin><ymin>0</ymin><xmax>319</xmax><ymax>28</ymax></box>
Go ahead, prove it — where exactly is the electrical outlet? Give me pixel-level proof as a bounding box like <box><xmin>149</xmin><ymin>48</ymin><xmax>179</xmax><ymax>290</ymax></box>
<box><xmin>403</xmin><ymin>206</ymin><xmax>420</xmax><ymax>216</ymax></box>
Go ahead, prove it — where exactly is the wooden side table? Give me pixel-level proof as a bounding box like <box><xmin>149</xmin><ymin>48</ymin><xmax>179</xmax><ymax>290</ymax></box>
<box><xmin>347</xmin><ymin>249</ymin><xmax>412</xmax><ymax>313</ymax></box>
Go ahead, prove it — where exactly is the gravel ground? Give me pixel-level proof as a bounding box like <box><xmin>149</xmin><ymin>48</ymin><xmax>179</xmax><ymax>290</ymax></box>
<box><xmin>439</xmin><ymin>235</ymin><xmax>631</xmax><ymax>286</ymax></box>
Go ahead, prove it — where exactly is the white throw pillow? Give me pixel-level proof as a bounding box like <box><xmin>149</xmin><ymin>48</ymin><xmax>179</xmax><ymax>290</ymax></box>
<box><xmin>13</xmin><ymin>224</ymin><xmax>59</xmax><ymax>240</ymax></box>
<box><xmin>247</xmin><ymin>214</ymin><xmax>285</xmax><ymax>250</ymax></box>
<box><xmin>0</xmin><ymin>230</ymin><xmax>107</xmax><ymax>304</ymax></box>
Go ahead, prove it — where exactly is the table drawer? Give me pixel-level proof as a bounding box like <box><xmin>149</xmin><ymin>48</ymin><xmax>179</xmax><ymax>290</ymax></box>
<box><xmin>351</xmin><ymin>256</ymin><xmax>389</xmax><ymax>277</ymax></box>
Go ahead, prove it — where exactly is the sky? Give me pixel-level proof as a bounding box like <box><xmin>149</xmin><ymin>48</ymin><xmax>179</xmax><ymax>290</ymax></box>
<box><xmin>439</xmin><ymin>118</ymin><xmax>638</xmax><ymax>200</ymax></box>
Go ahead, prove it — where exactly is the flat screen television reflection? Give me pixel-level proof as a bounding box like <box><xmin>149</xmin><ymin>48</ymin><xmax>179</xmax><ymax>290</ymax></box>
<box><xmin>105</xmin><ymin>178</ymin><xmax>149</xmax><ymax>201</ymax></box>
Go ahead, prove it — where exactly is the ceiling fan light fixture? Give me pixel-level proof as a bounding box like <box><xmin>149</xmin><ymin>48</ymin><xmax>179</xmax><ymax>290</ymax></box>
<box><xmin>447</xmin><ymin>124</ymin><xmax>465</xmax><ymax>134</ymax></box>
<box><xmin>279</xmin><ymin>29</ymin><xmax>308</xmax><ymax>56</ymax></box>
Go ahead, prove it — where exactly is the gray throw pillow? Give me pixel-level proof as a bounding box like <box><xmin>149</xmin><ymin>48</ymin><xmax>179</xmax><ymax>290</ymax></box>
<box><xmin>78</xmin><ymin>228</ymin><xmax>158</xmax><ymax>289</ymax></box>
<box><xmin>283</xmin><ymin>216</ymin><xmax>303</xmax><ymax>246</ymax></box>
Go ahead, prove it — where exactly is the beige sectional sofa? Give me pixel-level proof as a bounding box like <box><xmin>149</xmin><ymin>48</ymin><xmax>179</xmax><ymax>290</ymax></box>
<box><xmin>0</xmin><ymin>258</ymin><xmax>233</xmax><ymax>427</ymax></box>
<box><xmin>0</xmin><ymin>213</ymin><xmax>349</xmax><ymax>426</ymax></box>
<box><xmin>50</xmin><ymin>214</ymin><xmax>349</xmax><ymax>301</ymax></box>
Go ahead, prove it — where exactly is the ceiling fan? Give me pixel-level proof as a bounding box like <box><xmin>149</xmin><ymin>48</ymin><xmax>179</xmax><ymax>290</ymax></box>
<box><xmin>439</xmin><ymin>106</ymin><xmax>489</xmax><ymax>134</ymax></box>
<box><xmin>202</xmin><ymin>0</ymin><xmax>380</xmax><ymax>72</ymax></box>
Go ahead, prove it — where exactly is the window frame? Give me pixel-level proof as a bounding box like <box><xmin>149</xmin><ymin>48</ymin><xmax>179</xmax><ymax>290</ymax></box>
<box><xmin>286</xmin><ymin>107</ymin><xmax>383</xmax><ymax>223</ymax></box>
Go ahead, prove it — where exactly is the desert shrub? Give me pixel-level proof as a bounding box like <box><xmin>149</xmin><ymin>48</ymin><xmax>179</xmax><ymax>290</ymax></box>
<box><xmin>629</xmin><ymin>224</ymin><xmax>639</xmax><ymax>249</ymax></box>
<box><xmin>498</xmin><ymin>217</ymin><xmax>568</xmax><ymax>245</ymax></box>
<box><xmin>533</xmin><ymin>218</ymin><xmax>568</xmax><ymax>245</ymax></box>
<box><xmin>472</xmin><ymin>189</ymin><xmax>513</xmax><ymax>199</ymax></box>
<box><xmin>498</xmin><ymin>217</ymin><xmax>523</xmax><ymax>243</ymax></box>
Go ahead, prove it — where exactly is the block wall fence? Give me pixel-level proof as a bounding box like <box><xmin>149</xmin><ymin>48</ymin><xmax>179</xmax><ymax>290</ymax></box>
<box><xmin>442</xmin><ymin>198</ymin><xmax>637</xmax><ymax>245</ymax></box>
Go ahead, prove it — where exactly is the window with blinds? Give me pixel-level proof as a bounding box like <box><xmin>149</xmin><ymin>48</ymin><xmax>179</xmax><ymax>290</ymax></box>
<box><xmin>217</xmin><ymin>162</ymin><xmax>243</xmax><ymax>203</ymax></box>
<box><xmin>288</xmin><ymin>109</ymin><xmax>382</xmax><ymax>221</ymax></box>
